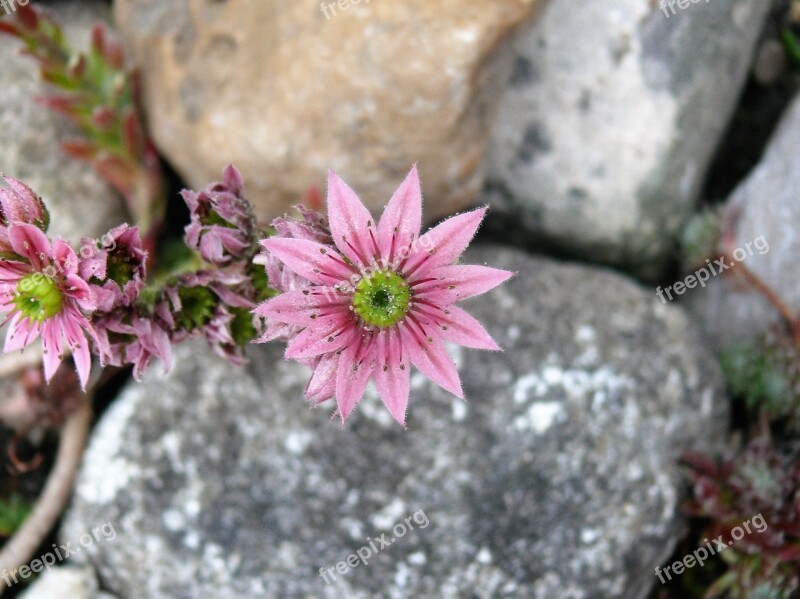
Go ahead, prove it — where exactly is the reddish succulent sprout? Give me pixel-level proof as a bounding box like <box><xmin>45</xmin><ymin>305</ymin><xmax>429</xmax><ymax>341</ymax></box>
<box><xmin>255</xmin><ymin>166</ymin><xmax>514</xmax><ymax>426</ymax></box>
<box><xmin>0</xmin><ymin>224</ymin><xmax>97</xmax><ymax>389</ymax></box>
<box><xmin>682</xmin><ymin>439</ymin><xmax>800</xmax><ymax>597</ymax></box>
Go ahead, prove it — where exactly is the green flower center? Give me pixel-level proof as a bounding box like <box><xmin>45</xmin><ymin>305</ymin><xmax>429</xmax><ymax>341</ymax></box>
<box><xmin>14</xmin><ymin>273</ymin><xmax>63</xmax><ymax>322</ymax></box>
<box><xmin>105</xmin><ymin>255</ymin><xmax>135</xmax><ymax>286</ymax></box>
<box><xmin>352</xmin><ymin>270</ymin><xmax>410</xmax><ymax>328</ymax></box>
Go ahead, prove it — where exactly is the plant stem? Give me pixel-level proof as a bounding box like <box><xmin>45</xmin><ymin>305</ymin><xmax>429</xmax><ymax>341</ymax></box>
<box><xmin>0</xmin><ymin>396</ymin><xmax>91</xmax><ymax>593</ymax></box>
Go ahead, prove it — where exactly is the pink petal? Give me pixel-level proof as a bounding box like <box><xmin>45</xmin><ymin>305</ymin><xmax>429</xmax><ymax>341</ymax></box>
<box><xmin>326</xmin><ymin>171</ymin><xmax>379</xmax><ymax>269</ymax></box>
<box><xmin>413</xmin><ymin>303</ymin><xmax>501</xmax><ymax>351</ymax></box>
<box><xmin>285</xmin><ymin>315</ymin><xmax>360</xmax><ymax>360</ymax></box>
<box><xmin>377</xmin><ymin>166</ymin><xmax>422</xmax><ymax>267</ymax></box>
<box><xmin>401</xmin><ymin>207</ymin><xmax>487</xmax><ymax>279</ymax></box>
<box><xmin>4</xmin><ymin>314</ymin><xmax>40</xmax><ymax>353</ymax></box>
<box><xmin>222</xmin><ymin>164</ymin><xmax>244</xmax><ymax>196</ymax></box>
<box><xmin>64</xmin><ymin>274</ymin><xmax>95</xmax><ymax>310</ymax></box>
<box><xmin>260</xmin><ymin>238</ymin><xmax>355</xmax><ymax>286</ymax></box>
<box><xmin>254</xmin><ymin>320</ymin><xmax>298</xmax><ymax>344</ymax></box>
<box><xmin>402</xmin><ymin>319</ymin><xmax>463</xmax><ymax>398</ymax></box>
<box><xmin>71</xmin><ymin>335</ymin><xmax>92</xmax><ymax>389</ymax></box>
<box><xmin>306</xmin><ymin>352</ymin><xmax>338</xmax><ymax>405</ymax></box>
<box><xmin>372</xmin><ymin>328</ymin><xmax>411</xmax><ymax>425</ymax></box>
<box><xmin>41</xmin><ymin>320</ymin><xmax>64</xmax><ymax>381</ymax></box>
<box><xmin>52</xmin><ymin>238</ymin><xmax>78</xmax><ymax>276</ymax></box>
<box><xmin>412</xmin><ymin>265</ymin><xmax>514</xmax><ymax>305</ymax></box>
<box><xmin>335</xmin><ymin>335</ymin><xmax>376</xmax><ymax>423</ymax></box>
<box><xmin>9</xmin><ymin>223</ymin><xmax>51</xmax><ymax>270</ymax></box>
<box><xmin>61</xmin><ymin>312</ymin><xmax>91</xmax><ymax>388</ymax></box>
<box><xmin>253</xmin><ymin>287</ymin><xmax>349</xmax><ymax>327</ymax></box>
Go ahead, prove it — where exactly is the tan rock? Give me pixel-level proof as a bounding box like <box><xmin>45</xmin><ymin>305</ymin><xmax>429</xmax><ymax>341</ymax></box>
<box><xmin>114</xmin><ymin>0</ymin><xmax>542</xmax><ymax>222</ymax></box>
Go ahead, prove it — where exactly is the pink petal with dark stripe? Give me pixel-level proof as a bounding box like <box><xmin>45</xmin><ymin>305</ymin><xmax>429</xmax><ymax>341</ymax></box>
<box><xmin>285</xmin><ymin>315</ymin><xmax>360</xmax><ymax>360</ymax></box>
<box><xmin>401</xmin><ymin>207</ymin><xmax>487</xmax><ymax>278</ymax></box>
<box><xmin>414</xmin><ymin>303</ymin><xmax>501</xmax><ymax>351</ymax></box>
<box><xmin>373</xmin><ymin>328</ymin><xmax>411</xmax><ymax>425</ymax></box>
<box><xmin>377</xmin><ymin>166</ymin><xmax>422</xmax><ymax>267</ymax></box>
<box><xmin>326</xmin><ymin>171</ymin><xmax>379</xmax><ymax>269</ymax></box>
<box><xmin>306</xmin><ymin>353</ymin><xmax>339</xmax><ymax>405</ymax></box>
<box><xmin>9</xmin><ymin>223</ymin><xmax>51</xmax><ymax>270</ymax></box>
<box><xmin>402</xmin><ymin>321</ymin><xmax>463</xmax><ymax>399</ymax></box>
<box><xmin>261</xmin><ymin>238</ymin><xmax>355</xmax><ymax>286</ymax></box>
<box><xmin>412</xmin><ymin>265</ymin><xmax>514</xmax><ymax>305</ymax></box>
<box><xmin>335</xmin><ymin>335</ymin><xmax>376</xmax><ymax>422</ymax></box>
<box><xmin>254</xmin><ymin>287</ymin><xmax>349</xmax><ymax>327</ymax></box>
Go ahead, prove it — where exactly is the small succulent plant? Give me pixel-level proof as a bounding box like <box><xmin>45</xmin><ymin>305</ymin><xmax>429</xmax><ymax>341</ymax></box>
<box><xmin>0</xmin><ymin>5</ymin><xmax>165</xmax><ymax>243</ymax></box>
<box><xmin>683</xmin><ymin>439</ymin><xmax>800</xmax><ymax>598</ymax></box>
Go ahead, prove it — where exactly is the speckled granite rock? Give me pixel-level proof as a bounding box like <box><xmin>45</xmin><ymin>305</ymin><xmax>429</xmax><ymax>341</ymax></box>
<box><xmin>62</xmin><ymin>246</ymin><xmax>727</xmax><ymax>599</ymax></box>
<box><xmin>17</xmin><ymin>566</ymin><xmax>110</xmax><ymax>599</ymax></box>
<box><xmin>486</xmin><ymin>0</ymin><xmax>769</xmax><ymax>277</ymax></box>
<box><xmin>112</xmin><ymin>0</ymin><xmax>544</xmax><ymax>223</ymax></box>
<box><xmin>685</xmin><ymin>92</ymin><xmax>800</xmax><ymax>351</ymax></box>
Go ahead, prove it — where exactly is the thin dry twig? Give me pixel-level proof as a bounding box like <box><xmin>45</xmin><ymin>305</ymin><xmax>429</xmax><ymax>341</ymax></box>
<box><xmin>0</xmin><ymin>396</ymin><xmax>91</xmax><ymax>593</ymax></box>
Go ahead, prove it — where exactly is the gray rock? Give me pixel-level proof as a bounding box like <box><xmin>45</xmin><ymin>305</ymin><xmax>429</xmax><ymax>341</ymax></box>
<box><xmin>486</xmin><ymin>0</ymin><xmax>769</xmax><ymax>277</ymax></box>
<box><xmin>17</xmin><ymin>565</ymin><xmax>104</xmax><ymax>599</ymax></box>
<box><xmin>0</xmin><ymin>0</ymin><xmax>127</xmax><ymax>247</ymax></box>
<box><xmin>685</xmin><ymin>92</ymin><xmax>800</xmax><ymax>351</ymax></box>
<box><xmin>62</xmin><ymin>246</ymin><xmax>727</xmax><ymax>599</ymax></box>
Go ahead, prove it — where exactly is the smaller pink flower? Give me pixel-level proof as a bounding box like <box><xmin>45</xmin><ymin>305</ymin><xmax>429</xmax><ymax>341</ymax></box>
<box><xmin>0</xmin><ymin>224</ymin><xmax>97</xmax><ymax>388</ymax></box>
<box><xmin>182</xmin><ymin>165</ymin><xmax>255</xmax><ymax>266</ymax></box>
<box><xmin>93</xmin><ymin>311</ymin><xmax>172</xmax><ymax>380</ymax></box>
<box><xmin>78</xmin><ymin>223</ymin><xmax>147</xmax><ymax>312</ymax></box>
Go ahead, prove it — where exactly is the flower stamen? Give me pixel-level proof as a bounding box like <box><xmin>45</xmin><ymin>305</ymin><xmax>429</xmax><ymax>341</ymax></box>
<box><xmin>352</xmin><ymin>270</ymin><xmax>410</xmax><ymax>328</ymax></box>
<box><xmin>14</xmin><ymin>273</ymin><xmax>63</xmax><ymax>322</ymax></box>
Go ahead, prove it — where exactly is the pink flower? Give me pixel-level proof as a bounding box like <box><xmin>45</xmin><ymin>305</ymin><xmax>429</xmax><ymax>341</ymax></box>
<box><xmin>182</xmin><ymin>165</ymin><xmax>255</xmax><ymax>266</ymax></box>
<box><xmin>254</xmin><ymin>167</ymin><xmax>513</xmax><ymax>426</ymax></box>
<box><xmin>0</xmin><ymin>224</ymin><xmax>97</xmax><ymax>388</ymax></box>
<box><xmin>78</xmin><ymin>223</ymin><xmax>147</xmax><ymax>312</ymax></box>
<box><xmin>93</xmin><ymin>311</ymin><xmax>172</xmax><ymax>380</ymax></box>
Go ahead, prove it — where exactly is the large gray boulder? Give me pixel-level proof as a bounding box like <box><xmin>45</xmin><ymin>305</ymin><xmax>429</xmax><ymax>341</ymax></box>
<box><xmin>62</xmin><ymin>246</ymin><xmax>727</xmax><ymax>598</ymax></box>
<box><xmin>686</xmin><ymin>92</ymin><xmax>800</xmax><ymax>351</ymax></box>
<box><xmin>486</xmin><ymin>0</ymin><xmax>770</xmax><ymax>277</ymax></box>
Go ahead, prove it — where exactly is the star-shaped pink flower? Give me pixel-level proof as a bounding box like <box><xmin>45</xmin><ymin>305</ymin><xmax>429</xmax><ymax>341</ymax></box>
<box><xmin>0</xmin><ymin>224</ymin><xmax>97</xmax><ymax>388</ymax></box>
<box><xmin>255</xmin><ymin>166</ymin><xmax>513</xmax><ymax>425</ymax></box>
